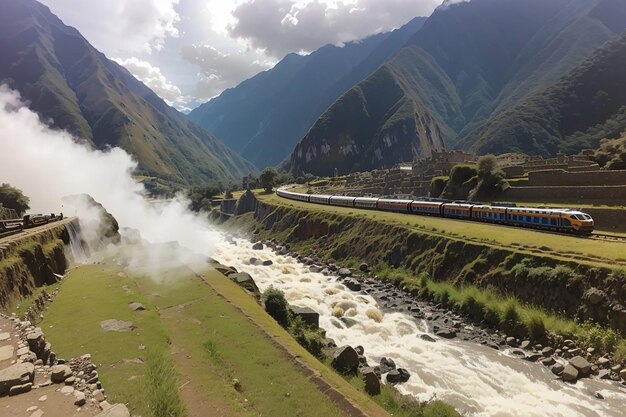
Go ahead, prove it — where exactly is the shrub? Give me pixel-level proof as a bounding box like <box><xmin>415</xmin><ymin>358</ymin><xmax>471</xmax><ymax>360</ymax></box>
<box><xmin>501</xmin><ymin>301</ymin><xmax>522</xmax><ymax>336</ymax></box>
<box><xmin>263</xmin><ymin>287</ymin><xmax>291</xmax><ymax>328</ymax></box>
<box><xmin>525</xmin><ymin>314</ymin><xmax>546</xmax><ymax>342</ymax></box>
<box><xmin>289</xmin><ymin>316</ymin><xmax>325</xmax><ymax>358</ymax></box>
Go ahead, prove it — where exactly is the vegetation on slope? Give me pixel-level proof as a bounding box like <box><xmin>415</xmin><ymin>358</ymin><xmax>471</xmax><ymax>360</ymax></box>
<box><xmin>0</xmin><ymin>183</ymin><xmax>30</xmax><ymax>216</ymax></box>
<box><xmin>0</xmin><ymin>0</ymin><xmax>256</xmax><ymax>187</ymax></box>
<box><xmin>287</xmin><ymin>0</ymin><xmax>626</xmax><ymax>175</ymax></box>
<box><xmin>465</xmin><ymin>31</ymin><xmax>626</xmax><ymax>156</ymax></box>
<box><xmin>590</xmin><ymin>129</ymin><xmax>626</xmax><ymax>169</ymax></box>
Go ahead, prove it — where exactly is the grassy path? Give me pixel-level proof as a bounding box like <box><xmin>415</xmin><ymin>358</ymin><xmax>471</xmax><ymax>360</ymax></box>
<box><xmin>39</xmin><ymin>259</ymin><xmax>388</xmax><ymax>417</ymax></box>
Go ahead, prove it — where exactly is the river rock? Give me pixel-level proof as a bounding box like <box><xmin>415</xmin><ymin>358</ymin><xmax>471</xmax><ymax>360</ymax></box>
<box><xmin>355</xmin><ymin>345</ymin><xmax>364</xmax><ymax>356</ymax></box>
<box><xmin>598</xmin><ymin>369</ymin><xmax>611</xmax><ymax>380</ymax></box>
<box><xmin>360</xmin><ymin>367</ymin><xmax>381</xmax><ymax>396</ymax></box>
<box><xmin>359</xmin><ymin>263</ymin><xmax>369</xmax><ymax>272</ymax></box>
<box><xmin>595</xmin><ymin>356</ymin><xmax>609</xmax><ymax>368</ymax></box>
<box><xmin>524</xmin><ymin>353</ymin><xmax>543</xmax><ymax>362</ymax></box>
<box><xmin>541</xmin><ymin>346</ymin><xmax>554</xmax><ymax>357</ymax></box>
<box><xmin>0</xmin><ymin>363</ymin><xmax>35</xmax><ymax>395</ymax></box>
<box><xmin>338</xmin><ymin>268</ymin><xmax>352</xmax><ymax>278</ymax></box>
<box><xmin>252</xmin><ymin>242</ymin><xmax>263</xmax><ymax>250</ymax></box>
<box><xmin>94</xmin><ymin>404</ymin><xmax>131</xmax><ymax>417</ymax></box>
<box><xmin>379</xmin><ymin>357</ymin><xmax>396</xmax><ymax>374</ymax></box>
<box><xmin>569</xmin><ymin>356</ymin><xmax>591</xmax><ymax>376</ymax></box>
<box><xmin>290</xmin><ymin>306</ymin><xmax>319</xmax><ymax>327</ymax></box>
<box><xmin>344</xmin><ymin>279</ymin><xmax>361</xmax><ymax>292</ymax></box>
<box><xmin>331</xmin><ymin>346</ymin><xmax>359</xmax><ymax>374</ymax></box>
<box><xmin>562</xmin><ymin>364</ymin><xmax>579</xmax><ymax>382</ymax></box>
<box><xmin>551</xmin><ymin>364</ymin><xmax>564</xmax><ymax>376</ymax></box>
<box><xmin>506</xmin><ymin>337</ymin><xmax>518</xmax><ymax>347</ymax></box>
<box><xmin>50</xmin><ymin>364</ymin><xmax>72</xmax><ymax>383</ymax></box>
<box><xmin>386</xmin><ymin>368</ymin><xmax>410</xmax><ymax>384</ymax></box>
<box><xmin>420</xmin><ymin>334</ymin><xmax>436</xmax><ymax>343</ymax></box>
<box><xmin>620</xmin><ymin>369</ymin><xmax>626</xmax><ymax>381</ymax></box>
<box><xmin>340</xmin><ymin>317</ymin><xmax>358</xmax><ymax>328</ymax></box>
<box><xmin>541</xmin><ymin>357</ymin><xmax>556</xmax><ymax>366</ymax></box>
<box><xmin>309</xmin><ymin>265</ymin><xmax>322</xmax><ymax>273</ymax></box>
<box><xmin>435</xmin><ymin>329</ymin><xmax>457</xmax><ymax>339</ymax></box>
<box><xmin>262</xmin><ymin>260</ymin><xmax>273</xmax><ymax>266</ymax></box>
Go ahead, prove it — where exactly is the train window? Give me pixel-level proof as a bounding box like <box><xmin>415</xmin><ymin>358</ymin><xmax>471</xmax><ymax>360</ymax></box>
<box><xmin>542</xmin><ymin>218</ymin><xmax>548</xmax><ymax>224</ymax></box>
<box><xmin>563</xmin><ymin>219</ymin><xmax>571</xmax><ymax>227</ymax></box>
<box><xmin>550</xmin><ymin>218</ymin><xmax>557</xmax><ymax>225</ymax></box>
<box><xmin>526</xmin><ymin>216</ymin><xmax>531</xmax><ymax>222</ymax></box>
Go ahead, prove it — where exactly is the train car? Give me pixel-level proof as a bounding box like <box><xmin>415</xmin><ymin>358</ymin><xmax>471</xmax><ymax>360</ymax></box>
<box><xmin>354</xmin><ymin>197</ymin><xmax>379</xmax><ymax>209</ymax></box>
<box><xmin>409</xmin><ymin>200</ymin><xmax>444</xmax><ymax>216</ymax></box>
<box><xmin>309</xmin><ymin>194</ymin><xmax>332</xmax><ymax>205</ymax></box>
<box><xmin>329</xmin><ymin>196</ymin><xmax>356</xmax><ymax>207</ymax></box>
<box><xmin>376</xmin><ymin>198</ymin><xmax>412</xmax><ymax>213</ymax></box>
<box><xmin>471</xmin><ymin>205</ymin><xmax>507</xmax><ymax>223</ymax></box>
<box><xmin>441</xmin><ymin>203</ymin><xmax>473</xmax><ymax>219</ymax></box>
<box><xmin>23</xmin><ymin>214</ymin><xmax>49</xmax><ymax>228</ymax></box>
<box><xmin>276</xmin><ymin>189</ymin><xmax>310</xmax><ymax>202</ymax></box>
<box><xmin>507</xmin><ymin>207</ymin><xmax>593</xmax><ymax>235</ymax></box>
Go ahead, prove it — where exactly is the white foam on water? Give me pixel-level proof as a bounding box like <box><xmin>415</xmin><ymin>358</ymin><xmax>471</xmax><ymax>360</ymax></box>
<box><xmin>211</xmin><ymin>234</ymin><xmax>626</xmax><ymax>417</ymax></box>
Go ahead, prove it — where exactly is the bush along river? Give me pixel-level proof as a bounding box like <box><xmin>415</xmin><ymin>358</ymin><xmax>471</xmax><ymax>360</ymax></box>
<box><xmin>210</xmin><ymin>232</ymin><xmax>626</xmax><ymax>417</ymax></box>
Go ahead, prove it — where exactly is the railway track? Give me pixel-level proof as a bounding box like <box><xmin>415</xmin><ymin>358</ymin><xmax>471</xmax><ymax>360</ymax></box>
<box><xmin>589</xmin><ymin>233</ymin><xmax>626</xmax><ymax>242</ymax></box>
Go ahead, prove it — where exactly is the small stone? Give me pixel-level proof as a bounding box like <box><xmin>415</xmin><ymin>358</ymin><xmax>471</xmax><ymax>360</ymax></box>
<box><xmin>551</xmin><ymin>364</ymin><xmax>564</xmax><ymax>376</ymax></box>
<box><xmin>541</xmin><ymin>346</ymin><xmax>554</xmax><ymax>357</ymax></box>
<box><xmin>30</xmin><ymin>410</ymin><xmax>44</xmax><ymax>417</ymax></box>
<box><xmin>81</xmin><ymin>354</ymin><xmax>92</xmax><ymax>361</ymax></box>
<box><xmin>620</xmin><ymin>369</ymin><xmax>626</xmax><ymax>381</ymax></box>
<box><xmin>93</xmin><ymin>389</ymin><xmax>106</xmax><ymax>402</ymax></box>
<box><xmin>420</xmin><ymin>334</ymin><xmax>436</xmax><ymax>343</ymax></box>
<box><xmin>38</xmin><ymin>395</ymin><xmax>47</xmax><ymax>401</ymax></box>
<box><xmin>594</xmin><ymin>392</ymin><xmax>604</xmax><ymax>400</ymax></box>
<box><xmin>9</xmin><ymin>382</ymin><xmax>32</xmax><ymax>395</ymax></box>
<box><xmin>569</xmin><ymin>356</ymin><xmax>592</xmax><ymax>376</ymax></box>
<box><xmin>61</xmin><ymin>385</ymin><xmax>75</xmax><ymax>394</ymax></box>
<box><xmin>506</xmin><ymin>337</ymin><xmax>518</xmax><ymax>347</ymax></box>
<box><xmin>74</xmin><ymin>391</ymin><xmax>86</xmax><ymax>406</ymax></box>
<box><xmin>26</xmin><ymin>406</ymin><xmax>38</xmax><ymax>412</ymax></box>
<box><xmin>65</xmin><ymin>376</ymin><xmax>76</xmax><ymax>385</ymax></box>
<box><xmin>541</xmin><ymin>357</ymin><xmax>555</xmax><ymax>366</ymax></box>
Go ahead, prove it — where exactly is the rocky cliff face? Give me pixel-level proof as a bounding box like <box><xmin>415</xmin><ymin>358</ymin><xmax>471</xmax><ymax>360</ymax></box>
<box><xmin>0</xmin><ymin>220</ymin><xmax>73</xmax><ymax>309</ymax></box>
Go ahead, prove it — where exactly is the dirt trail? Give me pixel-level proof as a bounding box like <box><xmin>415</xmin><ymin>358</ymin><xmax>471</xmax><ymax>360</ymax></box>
<box><xmin>0</xmin><ymin>317</ymin><xmax>100</xmax><ymax>417</ymax></box>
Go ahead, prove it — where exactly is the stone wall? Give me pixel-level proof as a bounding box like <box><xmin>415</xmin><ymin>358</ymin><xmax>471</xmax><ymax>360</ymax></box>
<box><xmin>528</xmin><ymin>169</ymin><xmax>626</xmax><ymax>187</ymax></box>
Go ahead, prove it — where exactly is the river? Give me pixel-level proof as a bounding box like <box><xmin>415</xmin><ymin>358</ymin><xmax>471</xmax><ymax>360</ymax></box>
<box><xmin>211</xmin><ymin>233</ymin><xmax>626</xmax><ymax>417</ymax></box>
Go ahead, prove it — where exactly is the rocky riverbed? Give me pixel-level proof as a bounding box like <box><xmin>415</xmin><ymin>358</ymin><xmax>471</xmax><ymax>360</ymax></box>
<box><xmin>211</xmin><ymin>231</ymin><xmax>626</xmax><ymax>417</ymax></box>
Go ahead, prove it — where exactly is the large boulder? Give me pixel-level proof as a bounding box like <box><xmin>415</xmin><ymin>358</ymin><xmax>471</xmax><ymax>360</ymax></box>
<box><xmin>343</xmin><ymin>279</ymin><xmax>361</xmax><ymax>292</ymax></box>
<box><xmin>234</xmin><ymin>190</ymin><xmax>258</xmax><ymax>215</ymax></box>
<box><xmin>569</xmin><ymin>356</ymin><xmax>591</xmax><ymax>376</ymax></box>
<box><xmin>331</xmin><ymin>346</ymin><xmax>359</xmax><ymax>374</ymax></box>
<box><xmin>561</xmin><ymin>364</ymin><xmax>579</xmax><ymax>382</ymax></box>
<box><xmin>337</xmin><ymin>268</ymin><xmax>352</xmax><ymax>278</ymax></box>
<box><xmin>378</xmin><ymin>357</ymin><xmax>396</xmax><ymax>374</ymax></box>
<box><xmin>0</xmin><ymin>363</ymin><xmax>35</xmax><ymax>395</ymax></box>
<box><xmin>290</xmin><ymin>306</ymin><xmax>319</xmax><ymax>328</ymax></box>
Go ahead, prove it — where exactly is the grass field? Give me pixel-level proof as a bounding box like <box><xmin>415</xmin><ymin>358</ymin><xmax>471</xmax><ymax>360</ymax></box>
<box><xmin>259</xmin><ymin>193</ymin><xmax>626</xmax><ymax>265</ymax></box>
<box><xmin>38</xmin><ymin>254</ymin><xmax>392</xmax><ymax>417</ymax></box>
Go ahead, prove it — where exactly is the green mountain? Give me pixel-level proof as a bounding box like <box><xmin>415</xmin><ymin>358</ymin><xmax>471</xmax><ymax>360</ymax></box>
<box><xmin>187</xmin><ymin>17</ymin><xmax>427</xmax><ymax>169</ymax></box>
<box><xmin>0</xmin><ymin>0</ymin><xmax>257</xmax><ymax>188</ymax></box>
<box><xmin>462</xmin><ymin>31</ymin><xmax>626</xmax><ymax>155</ymax></box>
<box><xmin>288</xmin><ymin>0</ymin><xmax>626</xmax><ymax>176</ymax></box>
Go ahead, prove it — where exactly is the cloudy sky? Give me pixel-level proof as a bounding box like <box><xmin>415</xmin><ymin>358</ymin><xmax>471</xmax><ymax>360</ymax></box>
<box><xmin>39</xmin><ymin>0</ymin><xmax>442</xmax><ymax>112</ymax></box>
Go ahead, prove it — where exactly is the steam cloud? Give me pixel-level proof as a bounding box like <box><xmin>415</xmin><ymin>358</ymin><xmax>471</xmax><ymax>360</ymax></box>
<box><xmin>0</xmin><ymin>85</ymin><xmax>216</xmax><ymax>273</ymax></box>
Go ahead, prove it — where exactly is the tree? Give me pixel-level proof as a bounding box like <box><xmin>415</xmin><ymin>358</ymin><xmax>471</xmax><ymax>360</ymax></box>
<box><xmin>242</xmin><ymin>173</ymin><xmax>258</xmax><ymax>190</ymax></box>
<box><xmin>187</xmin><ymin>181</ymin><xmax>223</xmax><ymax>211</ymax></box>
<box><xmin>0</xmin><ymin>183</ymin><xmax>30</xmax><ymax>216</ymax></box>
<box><xmin>468</xmin><ymin>155</ymin><xmax>506</xmax><ymax>201</ymax></box>
<box><xmin>429</xmin><ymin>177</ymin><xmax>447</xmax><ymax>198</ymax></box>
<box><xmin>441</xmin><ymin>165</ymin><xmax>477</xmax><ymax>200</ymax></box>
<box><xmin>260</xmin><ymin>168</ymin><xmax>278</xmax><ymax>193</ymax></box>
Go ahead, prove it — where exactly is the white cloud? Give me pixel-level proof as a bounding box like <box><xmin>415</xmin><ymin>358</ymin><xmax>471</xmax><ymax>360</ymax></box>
<box><xmin>113</xmin><ymin>57</ymin><xmax>187</xmax><ymax>107</ymax></box>
<box><xmin>181</xmin><ymin>45</ymin><xmax>273</xmax><ymax>99</ymax></box>
<box><xmin>228</xmin><ymin>0</ymin><xmax>441</xmax><ymax>57</ymax></box>
<box><xmin>40</xmin><ymin>0</ymin><xmax>180</xmax><ymax>55</ymax></box>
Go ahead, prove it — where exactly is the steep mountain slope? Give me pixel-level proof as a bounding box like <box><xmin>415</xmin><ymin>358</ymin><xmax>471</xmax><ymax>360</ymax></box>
<box><xmin>463</xmin><ymin>31</ymin><xmax>626</xmax><ymax>155</ymax></box>
<box><xmin>188</xmin><ymin>17</ymin><xmax>426</xmax><ymax>169</ymax></box>
<box><xmin>289</xmin><ymin>0</ymin><xmax>626</xmax><ymax>175</ymax></box>
<box><xmin>0</xmin><ymin>0</ymin><xmax>256</xmax><ymax>187</ymax></box>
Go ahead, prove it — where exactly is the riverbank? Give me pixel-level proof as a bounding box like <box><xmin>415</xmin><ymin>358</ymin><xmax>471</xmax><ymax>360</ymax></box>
<box><xmin>221</xmin><ymin>192</ymin><xmax>626</xmax><ymax>366</ymax></box>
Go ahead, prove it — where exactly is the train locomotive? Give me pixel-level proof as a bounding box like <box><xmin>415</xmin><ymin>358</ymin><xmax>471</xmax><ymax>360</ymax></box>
<box><xmin>0</xmin><ymin>213</ymin><xmax>64</xmax><ymax>235</ymax></box>
<box><xmin>276</xmin><ymin>189</ymin><xmax>594</xmax><ymax>235</ymax></box>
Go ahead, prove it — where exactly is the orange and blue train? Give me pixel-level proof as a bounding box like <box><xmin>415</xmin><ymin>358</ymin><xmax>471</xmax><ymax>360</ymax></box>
<box><xmin>276</xmin><ymin>189</ymin><xmax>594</xmax><ymax>235</ymax></box>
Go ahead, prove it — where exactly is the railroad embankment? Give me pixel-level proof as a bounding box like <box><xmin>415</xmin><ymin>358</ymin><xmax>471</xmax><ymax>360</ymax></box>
<box><xmin>224</xmin><ymin>194</ymin><xmax>626</xmax><ymax>336</ymax></box>
<box><xmin>0</xmin><ymin>219</ymin><xmax>76</xmax><ymax>310</ymax></box>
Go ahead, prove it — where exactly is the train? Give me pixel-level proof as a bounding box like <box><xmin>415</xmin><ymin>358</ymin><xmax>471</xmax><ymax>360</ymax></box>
<box><xmin>276</xmin><ymin>189</ymin><xmax>594</xmax><ymax>235</ymax></box>
<box><xmin>0</xmin><ymin>213</ymin><xmax>64</xmax><ymax>234</ymax></box>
